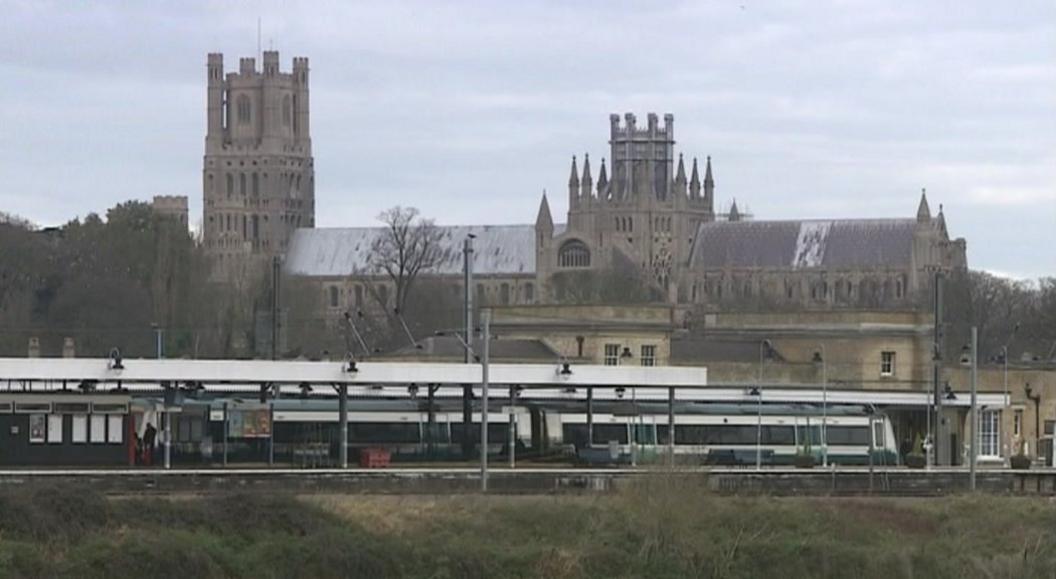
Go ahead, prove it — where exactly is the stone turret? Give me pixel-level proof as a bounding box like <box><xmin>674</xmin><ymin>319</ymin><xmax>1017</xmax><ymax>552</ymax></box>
<box><xmin>597</xmin><ymin>158</ymin><xmax>608</xmax><ymax>198</ymax></box>
<box><xmin>580</xmin><ymin>154</ymin><xmax>592</xmax><ymax>203</ymax></box>
<box><xmin>568</xmin><ymin>156</ymin><xmax>579</xmax><ymax>208</ymax></box>
<box><xmin>674</xmin><ymin>154</ymin><xmax>687</xmax><ymax>196</ymax></box>
<box><xmin>917</xmin><ymin>189</ymin><xmax>931</xmax><ymax>223</ymax></box>
<box><xmin>689</xmin><ymin>157</ymin><xmax>701</xmax><ymax>199</ymax></box>
<box><xmin>536</xmin><ymin>192</ymin><xmax>553</xmax><ymax>234</ymax></box>
<box><xmin>703</xmin><ymin>156</ymin><xmax>714</xmax><ymax>209</ymax></box>
<box><xmin>728</xmin><ymin>199</ymin><xmax>741</xmax><ymax>222</ymax></box>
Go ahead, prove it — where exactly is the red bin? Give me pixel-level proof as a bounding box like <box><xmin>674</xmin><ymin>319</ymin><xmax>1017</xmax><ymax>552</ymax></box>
<box><xmin>359</xmin><ymin>448</ymin><xmax>391</xmax><ymax>468</ymax></box>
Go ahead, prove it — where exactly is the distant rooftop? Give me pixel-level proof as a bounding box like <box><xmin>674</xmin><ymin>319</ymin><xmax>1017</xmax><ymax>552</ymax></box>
<box><xmin>690</xmin><ymin>218</ymin><xmax>927</xmax><ymax>270</ymax></box>
<box><xmin>285</xmin><ymin>224</ymin><xmax>539</xmax><ymax>277</ymax></box>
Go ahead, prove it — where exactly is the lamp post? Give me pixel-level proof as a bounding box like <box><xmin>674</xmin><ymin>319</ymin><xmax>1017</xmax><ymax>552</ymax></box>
<box><xmin>481</xmin><ymin>308</ymin><xmax>490</xmax><ymax>492</ymax></box>
<box><xmin>749</xmin><ymin>386</ymin><xmax>762</xmax><ymax>470</ymax></box>
<box><xmin>814</xmin><ymin>345</ymin><xmax>828</xmax><ymax>467</ymax></box>
<box><xmin>758</xmin><ymin>339</ymin><xmax>772</xmax><ymax>387</ymax></box>
<box><xmin>151</xmin><ymin>323</ymin><xmax>164</xmax><ymax>360</ymax></box>
<box><xmin>462</xmin><ymin>235</ymin><xmax>475</xmax><ymax>460</ymax></box>
<box><xmin>961</xmin><ymin>327</ymin><xmax>978</xmax><ymax>491</ymax></box>
<box><xmin>1000</xmin><ymin>323</ymin><xmax>1018</xmax><ymax>461</ymax></box>
<box><xmin>438</xmin><ymin>319</ymin><xmax>490</xmax><ymax>493</ymax></box>
<box><xmin>755</xmin><ymin>340</ymin><xmax>771</xmax><ymax>470</ymax></box>
<box><xmin>1025</xmin><ymin>382</ymin><xmax>1041</xmax><ymax>465</ymax></box>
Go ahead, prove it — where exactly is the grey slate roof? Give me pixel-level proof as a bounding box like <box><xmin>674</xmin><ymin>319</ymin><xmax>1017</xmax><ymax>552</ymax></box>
<box><xmin>690</xmin><ymin>219</ymin><xmax>920</xmax><ymax>270</ymax></box>
<box><xmin>285</xmin><ymin>224</ymin><xmax>538</xmax><ymax>277</ymax></box>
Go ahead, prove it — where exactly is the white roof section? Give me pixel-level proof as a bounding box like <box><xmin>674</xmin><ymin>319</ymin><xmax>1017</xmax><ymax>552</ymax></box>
<box><xmin>285</xmin><ymin>225</ymin><xmax>537</xmax><ymax>277</ymax></box>
<box><xmin>0</xmin><ymin>358</ymin><xmax>706</xmax><ymax>388</ymax></box>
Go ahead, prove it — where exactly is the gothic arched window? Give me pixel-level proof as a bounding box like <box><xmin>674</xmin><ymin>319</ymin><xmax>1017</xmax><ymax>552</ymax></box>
<box><xmin>328</xmin><ymin>286</ymin><xmax>339</xmax><ymax>308</ymax></box>
<box><xmin>237</xmin><ymin>95</ymin><xmax>251</xmax><ymax>125</ymax></box>
<box><xmin>523</xmin><ymin>283</ymin><xmax>534</xmax><ymax>303</ymax></box>
<box><xmin>252</xmin><ymin>173</ymin><xmax>259</xmax><ymax>196</ymax></box>
<box><xmin>240</xmin><ymin>173</ymin><xmax>246</xmax><ymax>195</ymax></box>
<box><xmin>558</xmin><ymin>240</ymin><xmax>591</xmax><ymax>268</ymax></box>
<box><xmin>500</xmin><ymin>283</ymin><xmax>510</xmax><ymax>305</ymax></box>
<box><xmin>226</xmin><ymin>174</ymin><xmax>233</xmax><ymax>196</ymax></box>
<box><xmin>283</xmin><ymin>95</ymin><xmax>292</xmax><ymax>127</ymax></box>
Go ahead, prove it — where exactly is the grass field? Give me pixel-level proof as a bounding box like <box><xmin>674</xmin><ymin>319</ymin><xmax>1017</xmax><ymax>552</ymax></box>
<box><xmin>1</xmin><ymin>478</ymin><xmax>1055</xmax><ymax>578</ymax></box>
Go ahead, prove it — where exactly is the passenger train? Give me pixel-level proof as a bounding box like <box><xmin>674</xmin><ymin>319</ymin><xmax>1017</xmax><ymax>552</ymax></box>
<box><xmin>198</xmin><ymin>399</ymin><xmax>899</xmax><ymax>466</ymax></box>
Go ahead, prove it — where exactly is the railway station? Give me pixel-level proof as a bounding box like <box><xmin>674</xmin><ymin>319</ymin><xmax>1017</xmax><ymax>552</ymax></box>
<box><xmin>0</xmin><ymin>355</ymin><xmax>1010</xmax><ymax>472</ymax></box>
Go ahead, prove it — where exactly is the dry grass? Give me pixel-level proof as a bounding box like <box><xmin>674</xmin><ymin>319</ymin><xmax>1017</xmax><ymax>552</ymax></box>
<box><xmin>1</xmin><ymin>482</ymin><xmax>1056</xmax><ymax>578</ymax></box>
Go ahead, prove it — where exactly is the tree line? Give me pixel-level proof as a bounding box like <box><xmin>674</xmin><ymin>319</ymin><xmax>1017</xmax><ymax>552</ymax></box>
<box><xmin>0</xmin><ymin>202</ymin><xmax>251</xmax><ymax>358</ymax></box>
<box><xmin>0</xmin><ymin>201</ymin><xmax>1051</xmax><ymax>363</ymax></box>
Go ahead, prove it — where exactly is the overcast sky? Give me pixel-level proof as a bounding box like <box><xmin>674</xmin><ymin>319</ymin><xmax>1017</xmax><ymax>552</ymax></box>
<box><xmin>1</xmin><ymin>1</ymin><xmax>1053</xmax><ymax>278</ymax></box>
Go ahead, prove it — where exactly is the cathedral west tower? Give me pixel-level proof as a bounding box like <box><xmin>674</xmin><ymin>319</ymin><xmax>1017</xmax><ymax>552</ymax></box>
<box><xmin>202</xmin><ymin>51</ymin><xmax>314</xmax><ymax>277</ymax></box>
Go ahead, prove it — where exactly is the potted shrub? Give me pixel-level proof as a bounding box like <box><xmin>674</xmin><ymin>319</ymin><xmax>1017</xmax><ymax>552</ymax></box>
<box><xmin>1010</xmin><ymin>442</ymin><xmax>1031</xmax><ymax>469</ymax></box>
<box><xmin>905</xmin><ymin>434</ymin><xmax>926</xmax><ymax>469</ymax></box>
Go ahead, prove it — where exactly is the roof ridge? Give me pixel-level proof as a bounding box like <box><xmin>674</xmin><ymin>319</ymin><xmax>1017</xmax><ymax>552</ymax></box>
<box><xmin>699</xmin><ymin>217</ymin><xmax>916</xmax><ymax>226</ymax></box>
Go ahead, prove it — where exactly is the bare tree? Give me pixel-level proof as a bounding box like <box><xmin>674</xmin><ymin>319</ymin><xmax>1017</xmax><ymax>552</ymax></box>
<box><xmin>368</xmin><ymin>206</ymin><xmax>443</xmax><ymax>317</ymax></box>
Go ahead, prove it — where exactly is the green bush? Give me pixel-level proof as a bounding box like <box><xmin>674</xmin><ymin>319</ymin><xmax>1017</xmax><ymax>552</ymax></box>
<box><xmin>1</xmin><ymin>483</ymin><xmax>1056</xmax><ymax>578</ymax></box>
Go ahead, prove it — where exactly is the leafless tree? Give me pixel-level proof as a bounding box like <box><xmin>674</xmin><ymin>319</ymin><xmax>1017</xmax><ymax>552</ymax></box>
<box><xmin>367</xmin><ymin>206</ymin><xmax>443</xmax><ymax>318</ymax></box>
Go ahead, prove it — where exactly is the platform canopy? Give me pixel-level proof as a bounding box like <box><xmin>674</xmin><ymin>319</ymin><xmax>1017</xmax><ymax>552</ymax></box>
<box><xmin>0</xmin><ymin>358</ymin><xmax>707</xmax><ymax>389</ymax></box>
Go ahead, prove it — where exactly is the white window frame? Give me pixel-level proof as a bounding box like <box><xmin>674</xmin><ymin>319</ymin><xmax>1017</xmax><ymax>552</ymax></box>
<box><xmin>107</xmin><ymin>415</ymin><xmax>124</xmax><ymax>444</ymax></box>
<box><xmin>978</xmin><ymin>409</ymin><xmax>1000</xmax><ymax>458</ymax></box>
<box><xmin>72</xmin><ymin>414</ymin><xmax>88</xmax><ymax>444</ymax></box>
<box><xmin>640</xmin><ymin>345</ymin><xmax>656</xmax><ymax>367</ymax></box>
<box><xmin>47</xmin><ymin>414</ymin><xmax>63</xmax><ymax>444</ymax></box>
<box><xmin>90</xmin><ymin>414</ymin><xmax>106</xmax><ymax>443</ymax></box>
<box><xmin>604</xmin><ymin>344</ymin><xmax>620</xmax><ymax>366</ymax></box>
<box><xmin>880</xmin><ymin>351</ymin><xmax>896</xmax><ymax>377</ymax></box>
<box><xmin>1014</xmin><ymin>409</ymin><xmax>1023</xmax><ymax>438</ymax></box>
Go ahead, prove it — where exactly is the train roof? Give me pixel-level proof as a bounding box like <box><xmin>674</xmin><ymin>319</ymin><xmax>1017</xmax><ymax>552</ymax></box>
<box><xmin>162</xmin><ymin>397</ymin><xmax>876</xmax><ymax>416</ymax></box>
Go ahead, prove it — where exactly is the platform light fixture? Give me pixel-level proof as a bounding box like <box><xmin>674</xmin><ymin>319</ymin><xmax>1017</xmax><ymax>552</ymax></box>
<box><xmin>108</xmin><ymin>348</ymin><xmax>124</xmax><ymax>371</ymax></box>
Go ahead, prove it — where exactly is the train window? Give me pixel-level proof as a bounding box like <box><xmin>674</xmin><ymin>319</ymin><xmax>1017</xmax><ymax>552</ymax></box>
<box><xmin>450</xmin><ymin>423</ymin><xmax>509</xmax><ymax>444</ymax></box>
<box><xmin>797</xmin><ymin>425</ymin><xmax>821</xmax><ymax>446</ymax></box>
<box><xmin>422</xmin><ymin>422</ymin><xmax>449</xmax><ymax>444</ymax></box>
<box><xmin>0</xmin><ymin>402</ymin><xmax>12</xmax><ymax>413</ymax></box>
<box><xmin>562</xmin><ymin>424</ymin><xmax>589</xmax><ymax>449</ymax></box>
<box><xmin>489</xmin><ymin>423</ymin><xmax>509</xmax><ymax>442</ymax></box>
<box><xmin>873</xmin><ymin>422</ymin><xmax>885</xmax><ymax>448</ymax></box>
<box><xmin>633</xmin><ymin>424</ymin><xmax>656</xmax><ymax>445</ymax></box>
<box><xmin>349</xmin><ymin>422</ymin><xmax>420</xmax><ymax>443</ymax></box>
<box><xmin>763</xmin><ymin>426</ymin><xmax>795</xmax><ymax>445</ymax></box>
<box><xmin>450</xmin><ymin>423</ymin><xmax>471</xmax><ymax>443</ymax></box>
<box><xmin>675</xmin><ymin>425</ymin><xmax>709</xmax><ymax>444</ymax></box>
<box><xmin>826</xmin><ymin>426</ymin><xmax>870</xmax><ymax>445</ymax></box>
<box><xmin>657</xmin><ymin>424</ymin><xmax>671</xmax><ymax>445</ymax></box>
<box><xmin>676</xmin><ymin>425</ymin><xmax>792</xmax><ymax>445</ymax></box>
<box><xmin>593</xmin><ymin>424</ymin><xmax>629</xmax><ymax>445</ymax></box>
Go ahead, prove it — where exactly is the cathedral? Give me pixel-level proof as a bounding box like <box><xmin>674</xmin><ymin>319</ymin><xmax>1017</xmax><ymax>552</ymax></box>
<box><xmin>200</xmin><ymin>52</ymin><xmax>967</xmax><ymax>315</ymax></box>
